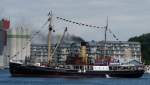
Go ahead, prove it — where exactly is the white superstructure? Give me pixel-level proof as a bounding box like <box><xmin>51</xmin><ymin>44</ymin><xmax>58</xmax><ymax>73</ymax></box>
<box><xmin>93</xmin><ymin>66</ymin><xmax>109</xmax><ymax>71</ymax></box>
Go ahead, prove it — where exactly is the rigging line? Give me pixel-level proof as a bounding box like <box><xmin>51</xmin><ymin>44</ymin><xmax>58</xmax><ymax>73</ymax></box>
<box><xmin>10</xmin><ymin>18</ymin><xmax>49</xmax><ymax>60</ymax></box>
<box><xmin>56</xmin><ymin>16</ymin><xmax>105</xmax><ymax>29</ymax></box>
<box><xmin>31</xmin><ymin>20</ymin><xmax>48</xmax><ymax>39</ymax></box>
<box><xmin>108</xmin><ymin>28</ymin><xmax>119</xmax><ymax>41</ymax></box>
<box><xmin>56</xmin><ymin>16</ymin><xmax>120</xmax><ymax>41</ymax></box>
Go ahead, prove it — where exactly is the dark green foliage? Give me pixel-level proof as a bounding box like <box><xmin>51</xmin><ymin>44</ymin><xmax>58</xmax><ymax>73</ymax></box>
<box><xmin>128</xmin><ymin>33</ymin><xmax>150</xmax><ymax>64</ymax></box>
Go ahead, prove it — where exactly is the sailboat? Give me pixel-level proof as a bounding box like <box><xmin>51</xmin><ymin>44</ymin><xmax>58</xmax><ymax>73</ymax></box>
<box><xmin>9</xmin><ymin>12</ymin><xmax>144</xmax><ymax>78</ymax></box>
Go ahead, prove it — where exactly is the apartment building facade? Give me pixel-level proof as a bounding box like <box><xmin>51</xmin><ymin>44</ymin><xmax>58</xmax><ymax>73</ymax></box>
<box><xmin>30</xmin><ymin>41</ymin><xmax>142</xmax><ymax>65</ymax></box>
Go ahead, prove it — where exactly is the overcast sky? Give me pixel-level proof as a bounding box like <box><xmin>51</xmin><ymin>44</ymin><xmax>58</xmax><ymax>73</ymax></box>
<box><xmin>0</xmin><ymin>0</ymin><xmax>150</xmax><ymax>41</ymax></box>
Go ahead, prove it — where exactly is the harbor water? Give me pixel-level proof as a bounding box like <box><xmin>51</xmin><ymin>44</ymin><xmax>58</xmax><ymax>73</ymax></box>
<box><xmin>0</xmin><ymin>69</ymin><xmax>149</xmax><ymax>85</ymax></box>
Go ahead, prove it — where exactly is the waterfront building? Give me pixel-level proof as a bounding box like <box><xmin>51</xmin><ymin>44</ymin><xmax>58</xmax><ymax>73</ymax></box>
<box><xmin>0</xmin><ymin>29</ymin><xmax>7</xmax><ymax>68</ymax></box>
<box><xmin>7</xmin><ymin>27</ymin><xmax>31</xmax><ymax>63</ymax></box>
<box><xmin>30</xmin><ymin>41</ymin><xmax>141</xmax><ymax>65</ymax></box>
<box><xmin>56</xmin><ymin>43</ymin><xmax>71</xmax><ymax>64</ymax></box>
<box><xmin>30</xmin><ymin>43</ymin><xmax>71</xmax><ymax>64</ymax></box>
<box><xmin>88</xmin><ymin>41</ymin><xmax>98</xmax><ymax>64</ymax></box>
<box><xmin>97</xmin><ymin>41</ymin><xmax>141</xmax><ymax>64</ymax></box>
<box><xmin>0</xmin><ymin>19</ymin><xmax>10</xmax><ymax>68</ymax></box>
<box><xmin>30</xmin><ymin>44</ymin><xmax>49</xmax><ymax>64</ymax></box>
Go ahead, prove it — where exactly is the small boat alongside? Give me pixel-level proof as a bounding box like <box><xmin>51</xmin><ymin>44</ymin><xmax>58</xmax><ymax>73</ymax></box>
<box><xmin>145</xmin><ymin>65</ymin><xmax>150</xmax><ymax>73</ymax></box>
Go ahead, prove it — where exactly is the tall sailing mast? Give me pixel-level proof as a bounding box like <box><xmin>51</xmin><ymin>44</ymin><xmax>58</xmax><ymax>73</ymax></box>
<box><xmin>104</xmin><ymin>17</ymin><xmax>108</xmax><ymax>64</ymax></box>
<box><xmin>105</xmin><ymin>16</ymin><xmax>108</xmax><ymax>43</ymax></box>
<box><xmin>47</xmin><ymin>11</ymin><xmax>53</xmax><ymax>65</ymax></box>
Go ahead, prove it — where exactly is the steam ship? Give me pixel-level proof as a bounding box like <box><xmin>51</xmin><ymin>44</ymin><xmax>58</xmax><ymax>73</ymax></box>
<box><xmin>9</xmin><ymin>12</ymin><xmax>144</xmax><ymax>78</ymax></box>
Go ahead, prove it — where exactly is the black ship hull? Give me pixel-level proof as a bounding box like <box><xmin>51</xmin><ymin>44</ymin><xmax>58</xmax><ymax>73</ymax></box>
<box><xmin>9</xmin><ymin>62</ymin><xmax>144</xmax><ymax>78</ymax></box>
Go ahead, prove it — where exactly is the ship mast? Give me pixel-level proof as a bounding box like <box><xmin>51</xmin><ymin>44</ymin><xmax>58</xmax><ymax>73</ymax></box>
<box><xmin>104</xmin><ymin>17</ymin><xmax>108</xmax><ymax>64</ymax></box>
<box><xmin>105</xmin><ymin>17</ymin><xmax>108</xmax><ymax>43</ymax></box>
<box><xmin>48</xmin><ymin>11</ymin><xmax>53</xmax><ymax>65</ymax></box>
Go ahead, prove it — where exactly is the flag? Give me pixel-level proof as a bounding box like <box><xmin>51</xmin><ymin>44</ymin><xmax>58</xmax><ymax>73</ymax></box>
<box><xmin>76</xmin><ymin>22</ymin><xmax>79</xmax><ymax>24</ymax></box>
<box><xmin>82</xmin><ymin>23</ymin><xmax>85</xmax><ymax>26</ymax></box>
<box><xmin>97</xmin><ymin>27</ymin><xmax>100</xmax><ymax>28</ymax></box>
<box><xmin>89</xmin><ymin>25</ymin><xmax>92</xmax><ymax>27</ymax></box>
<box><xmin>93</xmin><ymin>26</ymin><xmax>96</xmax><ymax>28</ymax></box>
<box><xmin>113</xmin><ymin>34</ymin><xmax>116</xmax><ymax>38</ymax></box>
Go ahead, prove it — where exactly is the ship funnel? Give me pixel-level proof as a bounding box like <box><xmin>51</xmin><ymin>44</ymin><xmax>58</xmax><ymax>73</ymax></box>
<box><xmin>80</xmin><ymin>42</ymin><xmax>88</xmax><ymax>65</ymax></box>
